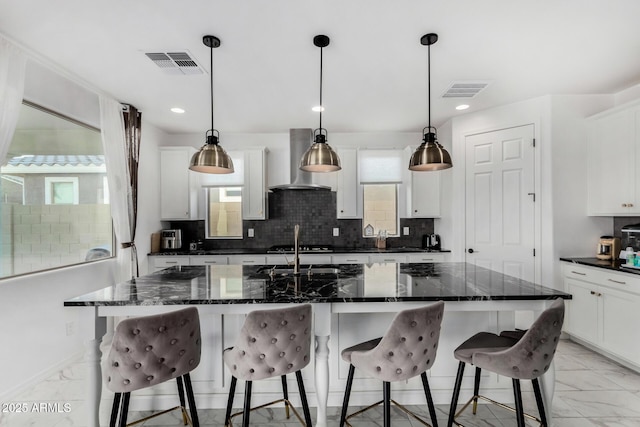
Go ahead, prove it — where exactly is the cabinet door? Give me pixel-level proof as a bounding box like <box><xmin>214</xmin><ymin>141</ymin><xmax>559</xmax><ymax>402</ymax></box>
<box><xmin>331</xmin><ymin>254</ymin><xmax>370</xmax><ymax>264</ymax></box>
<box><xmin>336</xmin><ymin>148</ymin><xmax>361</xmax><ymax>218</ymax></box>
<box><xmin>151</xmin><ymin>256</ymin><xmax>190</xmax><ymax>273</ymax></box>
<box><xmin>228</xmin><ymin>255</ymin><xmax>267</xmax><ymax>265</ymax></box>
<box><xmin>242</xmin><ymin>148</ymin><xmax>267</xmax><ymax>220</ymax></box>
<box><xmin>407</xmin><ymin>253</ymin><xmax>447</xmax><ymax>263</ymax></box>
<box><xmin>160</xmin><ymin>147</ymin><xmax>198</xmax><ymax>220</ymax></box>
<box><xmin>587</xmin><ymin>109</ymin><xmax>633</xmax><ymax>215</ymax></box>
<box><xmin>410</xmin><ymin>171</ymin><xmax>441</xmax><ymax>218</ymax></box>
<box><xmin>369</xmin><ymin>254</ymin><xmax>407</xmax><ymax>263</ymax></box>
<box><xmin>565</xmin><ymin>278</ymin><xmax>599</xmax><ymax>344</ymax></box>
<box><xmin>600</xmin><ymin>286</ymin><xmax>640</xmax><ymax>364</ymax></box>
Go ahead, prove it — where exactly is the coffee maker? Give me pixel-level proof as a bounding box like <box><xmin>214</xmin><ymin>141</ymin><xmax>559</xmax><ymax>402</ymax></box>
<box><xmin>596</xmin><ymin>235</ymin><xmax>620</xmax><ymax>260</ymax></box>
<box><xmin>161</xmin><ymin>229</ymin><xmax>182</xmax><ymax>251</ymax></box>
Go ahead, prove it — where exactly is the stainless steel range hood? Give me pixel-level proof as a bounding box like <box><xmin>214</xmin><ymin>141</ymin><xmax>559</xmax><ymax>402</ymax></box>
<box><xmin>269</xmin><ymin>128</ymin><xmax>331</xmax><ymax>191</ymax></box>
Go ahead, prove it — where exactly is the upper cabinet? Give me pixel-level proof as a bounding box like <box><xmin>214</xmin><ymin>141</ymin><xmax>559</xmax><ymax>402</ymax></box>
<box><xmin>336</xmin><ymin>147</ymin><xmax>361</xmax><ymax>219</ymax></box>
<box><xmin>403</xmin><ymin>146</ymin><xmax>441</xmax><ymax>218</ymax></box>
<box><xmin>160</xmin><ymin>146</ymin><xmax>200</xmax><ymax>220</ymax></box>
<box><xmin>587</xmin><ymin>101</ymin><xmax>640</xmax><ymax>216</ymax></box>
<box><xmin>242</xmin><ymin>148</ymin><xmax>268</xmax><ymax>220</ymax></box>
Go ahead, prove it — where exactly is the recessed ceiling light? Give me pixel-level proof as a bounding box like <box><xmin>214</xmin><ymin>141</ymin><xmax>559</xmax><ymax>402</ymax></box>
<box><xmin>171</xmin><ymin>107</ymin><xmax>185</xmax><ymax>114</ymax></box>
<box><xmin>312</xmin><ymin>105</ymin><xmax>325</xmax><ymax>112</ymax></box>
<box><xmin>455</xmin><ymin>104</ymin><xmax>469</xmax><ymax>110</ymax></box>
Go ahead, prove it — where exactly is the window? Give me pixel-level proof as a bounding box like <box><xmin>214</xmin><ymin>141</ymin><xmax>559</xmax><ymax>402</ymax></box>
<box><xmin>205</xmin><ymin>187</ymin><xmax>243</xmax><ymax>239</ymax></box>
<box><xmin>44</xmin><ymin>177</ymin><xmax>79</xmax><ymax>204</ymax></box>
<box><xmin>359</xmin><ymin>149</ymin><xmax>402</xmax><ymax>237</ymax></box>
<box><xmin>0</xmin><ymin>102</ymin><xmax>112</xmax><ymax>278</ymax></box>
<box><xmin>362</xmin><ymin>184</ymin><xmax>399</xmax><ymax>237</ymax></box>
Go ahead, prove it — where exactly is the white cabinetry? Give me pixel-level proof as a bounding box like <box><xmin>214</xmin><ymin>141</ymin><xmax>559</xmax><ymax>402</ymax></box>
<box><xmin>407</xmin><ymin>253</ymin><xmax>448</xmax><ymax>263</ymax></box>
<box><xmin>242</xmin><ymin>148</ymin><xmax>268</xmax><ymax>220</ymax></box>
<box><xmin>150</xmin><ymin>255</ymin><xmax>190</xmax><ymax>273</ymax></box>
<box><xmin>562</xmin><ymin>262</ymin><xmax>640</xmax><ymax>368</ymax></box>
<box><xmin>587</xmin><ymin>101</ymin><xmax>640</xmax><ymax>215</ymax></box>
<box><xmin>369</xmin><ymin>253</ymin><xmax>407</xmax><ymax>263</ymax></box>
<box><xmin>160</xmin><ymin>147</ymin><xmax>200</xmax><ymax>220</ymax></box>
<box><xmin>227</xmin><ymin>255</ymin><xmax>267</xmax><ymax>265</ymax></box>
<box><xmin>403</xmin><ymin>147</ymin><xmax>441</xmax><ymax>218</ymax></box>
<box><xmin>331</xmin><ymin>254</ymin><xmax>370</xmax><ymax>264</ymax></box>
<box><xmin>336</xmin><ymin>148</ymin><xmax>361</xmax><ymax>219</ymax></box>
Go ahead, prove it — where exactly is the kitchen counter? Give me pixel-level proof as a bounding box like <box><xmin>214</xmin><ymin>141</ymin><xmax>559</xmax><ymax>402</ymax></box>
<box><xmin>148</xmin><ymin>246</ymin><xmax>450</xmax><ymax>256</ymax></box>
<box><xmin>560</xmin><ymin>257</ymin><xmax>640</xmax><ymax>275</ymax></box>
<box><xmin>66</xmin><ymin>262</ymin><xmax>567</xmax><ymax>306</ymax></box>
<box><xmin>65</xmin><ymin>262</ymin><xmax>568</xmax><ymax>427</ymax></box>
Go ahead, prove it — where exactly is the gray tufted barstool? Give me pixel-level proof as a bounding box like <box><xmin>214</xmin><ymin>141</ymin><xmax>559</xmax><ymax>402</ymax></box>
<box><xmin>339</xmin><ymin>301</ymin><xmax>445</xmax><ymax>427</ymax></box>
<box><xmin>103</xmin><ymin>307</ymin><xmax>201</xmax><ymax>427</ymax></box>
<box><xmin>447</xmin><ymin>298</ymin><xmax>565</xmax><ymax>427</ymax></box>
<box><xmin>223</xmin><ymin>304</ymin><xmax>313</xmax><ymax>427</ymax></box>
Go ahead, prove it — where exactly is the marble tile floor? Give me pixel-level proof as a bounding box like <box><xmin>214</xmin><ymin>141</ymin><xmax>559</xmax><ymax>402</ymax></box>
<box><xmin>2</xmin><ymin>339</ymin><xmax>640</xmax><ymax>426</ymax></box>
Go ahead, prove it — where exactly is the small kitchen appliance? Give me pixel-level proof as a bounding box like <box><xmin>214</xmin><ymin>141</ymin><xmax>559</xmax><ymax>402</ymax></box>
<box><xmin>596</xmin><ymin>235</ymin><xmax>620</xmax><ymax>260</ymax></box>
<box><xmin>422</xmin><ymin>234</ymin><xmax>441</xmax><ymax>251</ymax></box>
<box><xmin>161</xmin><ymin>229</ymin><xmax>182</xmax><ymax>251</ymax></box>
<box><xmin>621</xmin><ymin>224</ymin><xmax>640</xmax><ymax>253</ymax></box>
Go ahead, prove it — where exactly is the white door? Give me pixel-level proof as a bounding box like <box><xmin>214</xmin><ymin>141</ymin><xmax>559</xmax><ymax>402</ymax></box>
<box><xmin>465</xmin><ymin>125</ymin><xmax>535</xmax><ymax>281</ymax></box>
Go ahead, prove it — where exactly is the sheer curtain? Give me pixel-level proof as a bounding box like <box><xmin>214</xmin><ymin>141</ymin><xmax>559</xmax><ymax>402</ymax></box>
<box><xmin>0</xmin><ymin>36</ymin><xmax>27</xmax><ymax>164</ymax></box>
<box><xmin>100</xmin><ymin>96</ymin><xmax>141</xmax><ymax>282</ymax></box>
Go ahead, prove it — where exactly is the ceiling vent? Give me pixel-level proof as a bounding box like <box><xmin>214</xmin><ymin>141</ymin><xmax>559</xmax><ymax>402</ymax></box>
<box><xmin>442</xmin><ymin>81</ymin><xmax>490</xmax><ymax>98</ymax></box>
<box><xmin>144</xmin><ymin>51</ymin><xmax>204</xmax><ymax>75</ymax></box>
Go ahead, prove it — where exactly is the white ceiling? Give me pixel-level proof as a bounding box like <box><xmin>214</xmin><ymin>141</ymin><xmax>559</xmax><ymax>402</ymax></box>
<box><xmin>1</xmin><ymin>0</ymin><xmax>640</xmax><ymax>136</ymax></box>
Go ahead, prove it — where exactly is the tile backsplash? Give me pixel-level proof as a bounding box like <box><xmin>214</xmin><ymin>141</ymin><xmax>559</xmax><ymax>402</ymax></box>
<box><xmin>170</xmin><ymin>190</ymin><xmax>435</xmax><ymax>250</ymax></box>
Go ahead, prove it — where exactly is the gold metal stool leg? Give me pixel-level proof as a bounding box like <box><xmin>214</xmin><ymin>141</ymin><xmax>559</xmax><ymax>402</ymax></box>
<box><xmin>452</xmin><ymin>394</ymin><xmax>543</xmax><ymax>427</ymax></box>
<box><xmin>226</xmin><ymin>399</ymin><xmax>307</xmax><ymax>427</ymax></box>
<box><xmin>345</xmin><ymin>399</ymin><xmax>436</xmax><ymax>427</ymax></box>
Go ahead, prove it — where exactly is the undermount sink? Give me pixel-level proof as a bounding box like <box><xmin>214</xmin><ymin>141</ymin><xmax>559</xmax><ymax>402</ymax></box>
<box><xmin>258</xmin><ymin>266</ymin><xmax>340</xmax><ymax>275</ymax></box>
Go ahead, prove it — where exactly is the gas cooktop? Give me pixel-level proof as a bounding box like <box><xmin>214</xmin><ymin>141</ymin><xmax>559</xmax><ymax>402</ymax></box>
<box><xmin>266</xmin><ymin>245</ymin><xmax>334</xmax><ymax>254</ymax></box>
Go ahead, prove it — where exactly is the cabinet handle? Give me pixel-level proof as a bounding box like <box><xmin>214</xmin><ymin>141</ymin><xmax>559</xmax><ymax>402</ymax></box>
<box><xmin>590</xmin><ymin>290</ymin><xmax>603</xmax><ymax>297</ymax></box>
<box><xmin>165</xmin><ymin>261</ymin><xmax>178</xmax><ymax>264</ymax></box>
<box><xmin>414</xmin><ymin>209</ymin><xmax>418</xmax><ymax>213</ymax></box>
<box><xmin>384</xmin><ymin>259</ymin><xmax>395</xmax><ymax>262</ymax></box>
<box><xmin>622</xmin><ymin>203</ymin><xmax>628</xmax><ymax>208</ymax></box>
<box><xmin>629</xmin><ymin>203</ymin><xmax>634</xmax><ymax>208</ymax></box>
<box><xmin>204</xmin><ymin>261</ymin><xmax>218</xmax><ymax>264</ymax></box>
<box><xmin>570</xmin><ymin>270</ymin><xmax>586</xmax><ymax>276</ymax></box>
<box><xmin>608</xmin><ymin>278</ymin><xmax>626</xmax><ymax>285</ymax></box>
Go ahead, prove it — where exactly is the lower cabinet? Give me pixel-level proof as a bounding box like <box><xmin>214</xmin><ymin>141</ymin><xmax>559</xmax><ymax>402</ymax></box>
<box><xmin>227</xmin><ymin>255</ymin><xmax>267</xmax><ymax>265</ymax></box>
<box><xmin>150</xmin><ymin>255</ymin><xmax>190</xmax><ymax>273</ymax></box>
<box><xmin>562</xmin><ymin>262</ymin><xmax>640</xmax><ymax>368</ymax></box>
<box><xmin>189</xmin><ymin>255</ymin><xmax>228</xmax><ymax>266</ymax></box>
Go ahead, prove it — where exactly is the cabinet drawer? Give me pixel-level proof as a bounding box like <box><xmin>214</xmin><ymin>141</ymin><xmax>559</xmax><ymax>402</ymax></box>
<box><xmin>189</xmin><ymin>256</ymin><xmax>228</xmax><ymax>266</ymax></box>
<box><xmin>407</xmin><ymin>253</ymin><xmax>446</xmax><ymax>263</ymax></box>
<box><xmin>332</xmin><ymin>254</ymin><xmax>370</xmax><ymax>264</ymax></box>
<box><xmin>228</xmin><ymin>255</ymin><xmax>266</xmax><ymax>265</ymax></box>
<box><xmin>153</xmin><ymin>256</ymin><xmax>190</xmax><ymax>267</ymax></box>
<box><xmin>369</xmin><ymin>254</ymin><xmax>407</xmax><ymax>263</ymax></box>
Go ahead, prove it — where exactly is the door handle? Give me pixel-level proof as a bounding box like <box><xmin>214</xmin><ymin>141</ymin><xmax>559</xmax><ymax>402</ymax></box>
<box><xmin>468</xmin><ymin>248</ymin><xmax>475</xmax><ymax>254</ymax></box>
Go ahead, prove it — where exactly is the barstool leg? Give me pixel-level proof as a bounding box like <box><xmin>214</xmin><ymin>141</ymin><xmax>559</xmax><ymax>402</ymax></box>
<box><xmin>225</xmin><ymin>376</ymin><xmax>237</xmax><ymax>427</ymax></box>
<box><xmin>118</xmin><ymin>392</ymin><xmax>130</xmax><ymax>427</ymax></box>
<box><xmin>472</xmin><ymin>367</ymin><xmax>481</xmax><ymax>415</ymax></box>
<box><xmin>532</xmin><ymin>378</ymin><xmax>548</xmax><ymax>426</ymax></box>
<box><xmin>109</xmin><ymin>392</ymin><xmax>121</xmax><ymax>427</ymax></box>
<box><xmin>183</xmin><ymin>373</ymin><xmax>199</xmax><ymax>427</ymax></box>
<box><xmin>242</xmin><ymin>381</ymin><xmax>252</xmax><ymax>427</ymax></box>
<box><xmin>281</xmin><ymin>375</ymin><xmax>290</xmax><ymax>419</ymax></box>
<box><xmin>512</xmin><ymin>379</ymin><xmax>525</xmax><ymax>427</ymax></box>
<box><xmin>383</xmin><ymin>381</ymin><xmax>391</xmax><ymax>427</ymax></box>
<box><xmin>176</xmin><ymin>376</ymin><xmax>188</xmax><ymax>425</ymax></box>
<box><xmin>339</xmin><ymin>364</ymin><xmax>355</xmax><ymax>427</ymax></box>
<box><xmin>421</xmin><ymin>372</ymin><xmax>439</xmax><ymax>427</ymax></box>
<box><xmin>447</xmin><ymin>361</ymin><xmax>466</xmax><ymax>427</ymax></box>
<box><xmin>295</xmin><ymin>370</ymin><xmax>313</xmax><ymax>427</ymax></box>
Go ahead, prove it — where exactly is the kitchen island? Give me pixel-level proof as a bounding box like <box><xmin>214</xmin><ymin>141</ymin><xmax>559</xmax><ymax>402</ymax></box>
<box><xmin>65</xmin><ymin>262</ymin><xmax>570</xmax><ymax>427</ymax></box>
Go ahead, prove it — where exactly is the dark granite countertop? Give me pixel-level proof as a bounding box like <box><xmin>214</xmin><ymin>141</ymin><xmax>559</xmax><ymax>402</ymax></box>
<box><xmin>149</xmin><ymin>247</ymin><xmax>451</xmax><ymax>256</ymax></box>
<box><xmin>560</xmin><ymin>257</ymin><xmax>640</xmax><ymax>275</ymax></box>
<box><xmin>65</xmin><ymin>262</ymin><xmax>570</xmax><ymax>306</ymax></box>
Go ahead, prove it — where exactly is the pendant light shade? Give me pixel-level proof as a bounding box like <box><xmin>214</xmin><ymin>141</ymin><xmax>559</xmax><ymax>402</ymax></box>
<box><xmin>409</xmin><ymin>33</ymin><xmax>452</xmax><ymax>171</ymax></box>
<box><xmin>300</xmin><ymin>35</ymin><xmax>341</xmax><ymax>172</ymax></box>
<box><xmin>189</xmin><ymin>35</ymin><xmax>234</xmax><ymax>174</ymax></box>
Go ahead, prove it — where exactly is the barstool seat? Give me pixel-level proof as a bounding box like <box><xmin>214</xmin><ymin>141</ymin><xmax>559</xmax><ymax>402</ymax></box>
<box><xmin>223</xmin><ymin>304</ymin><xmax>313</xmax><ymax>427</ymax></box>
<box><xmin>339</xmin><ymin>301</ymin><xmax>445</xmax><ymax>427</ymax></box>
<box><xmin>103</xmin><ymin>307</ymin><xmax>202</xmax><ymax>427</ymax></box>
<box><xmin>447</xmin><ymin>298</ymin><xmax>565</xmax><ymax>427</ymax></box>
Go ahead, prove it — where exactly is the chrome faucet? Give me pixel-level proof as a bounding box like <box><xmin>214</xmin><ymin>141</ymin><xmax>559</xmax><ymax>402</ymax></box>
<box><xmin>294</xmin><ymin>224</ymin><xmax>300</xmax><ymax>276</ymax></box>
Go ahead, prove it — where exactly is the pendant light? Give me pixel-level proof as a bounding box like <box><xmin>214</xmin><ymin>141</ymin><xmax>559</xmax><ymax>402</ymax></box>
<box><xmin>189</xmin><ymin>35</ymin><xmax>234</xmax><ymax>174</ymax></box>
<box><xmin>409</xmin><ymin>33</ymin><xmax>453</xmax><ymax>171</ymax></box>
<box><xmin>300</xmin><ymin>35</ymin><xmax>341</xmax><ymax>172</ymax></box>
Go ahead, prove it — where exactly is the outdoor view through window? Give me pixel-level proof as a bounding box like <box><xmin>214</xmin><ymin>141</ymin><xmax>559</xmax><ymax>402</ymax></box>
<box><xmin>0</xmin><ymin>102</ymin><xmax>112</xmax><ymax>278</ymax></box>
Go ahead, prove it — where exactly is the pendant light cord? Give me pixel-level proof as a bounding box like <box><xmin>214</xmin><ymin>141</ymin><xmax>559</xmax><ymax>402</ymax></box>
<box><xmin>210</xmin><ymin>43</ymin><xmax>215</xmax><ymax>135</ymax></box>
<box><xmin>427</xmin><ymin>43</ymin><xmax>431</xmax><ymax>129</ymax></box>
<box><xmin>319</xmin><ymin>45</ymin><xmax>323</xmax><ymax>132</ymax></box>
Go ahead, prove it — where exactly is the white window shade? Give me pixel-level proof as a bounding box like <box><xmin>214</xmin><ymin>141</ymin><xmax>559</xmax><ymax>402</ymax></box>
<box><xmin>359</xmin><ymin>149</ymin><xmax>403</xmax><ymax>183</ymax></box>
<box><xmin>199</xmin><ymin>151</ymin><xmax>245</xmax><ymax>186</ymax></box>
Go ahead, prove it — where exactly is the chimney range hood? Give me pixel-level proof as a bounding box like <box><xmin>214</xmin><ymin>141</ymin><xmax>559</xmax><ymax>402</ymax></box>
<box><xmin>269</xmin><ymin>129</ymin><xmax>331</xmax><ymax>191</ymax></box>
